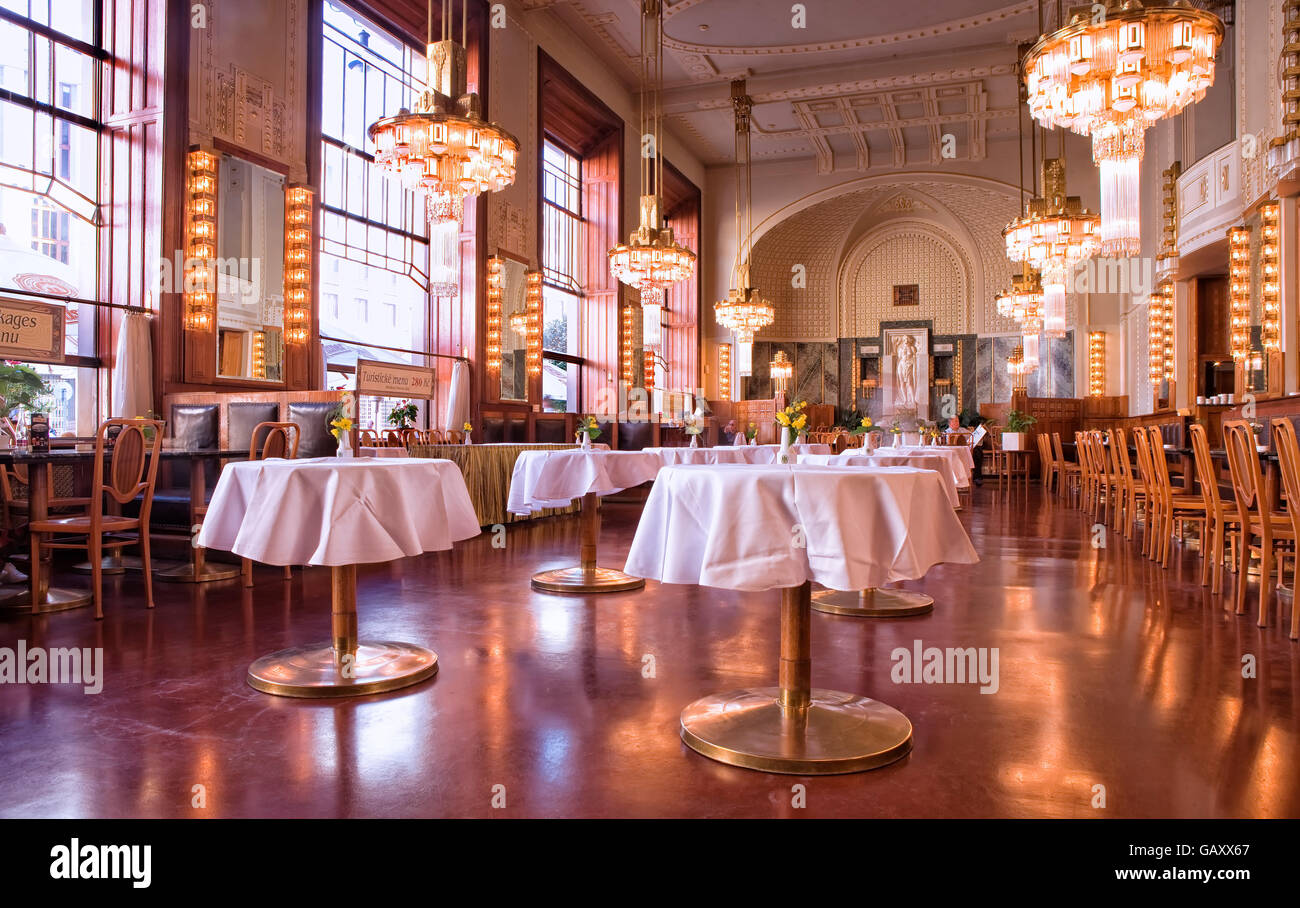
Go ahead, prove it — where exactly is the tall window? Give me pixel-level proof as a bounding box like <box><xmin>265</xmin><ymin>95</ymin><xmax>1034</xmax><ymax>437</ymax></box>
<box><xmin>540</xmin><ymin>139</ymin><xmax>582</xmax><ymax>412</ymax></box>
<box><xmin>318</xmin><ymin>1</ymin><xmax>433</xmax><ymax>427</ymax></box>
<box><xmin>0</xmin><ymin>1</ymin><xmax>104</xmax><ymax>436</ymax></box>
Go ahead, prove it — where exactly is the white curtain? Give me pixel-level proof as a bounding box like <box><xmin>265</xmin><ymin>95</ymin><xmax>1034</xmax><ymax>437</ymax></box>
<box><xmin>111</xmin><ymin>312</ymin><xmax>153</xmax><ymax>418</ymax></box>
<box><xmin>320</xmin><ymin>340</ymin><xmax>329</xmax><ymax>388</ymax></box>
<box><xmin>444</xmin><ymin>359</ymin><xmax>469</xmax><ymax>432</ymax></box>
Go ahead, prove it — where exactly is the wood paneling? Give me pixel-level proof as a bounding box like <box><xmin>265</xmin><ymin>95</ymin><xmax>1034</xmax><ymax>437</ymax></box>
<box><xmin>580</xmin><ymin>132</ymin><xmax>622</xmax><ymax>413</ymax></box>
<box><xmin>663</xmin><ymin>163</ymin><xmax>700</xmax><ymax>397</ymax></box>
<box><xmin>537</xmin><ymin>51</ymin><xmax>623</xmax><ymax>157</ymax></box>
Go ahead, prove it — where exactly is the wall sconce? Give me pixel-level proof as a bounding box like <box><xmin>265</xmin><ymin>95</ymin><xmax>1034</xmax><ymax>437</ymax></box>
<box><xmin>1160</xmin><ymin>281</ymin><xmax>1174</xmax><ymax>382</ymax></box>
<box><xmin>1007</xmin><ymin>343</ymin><xmax>1028</xmax><ymax>391</ymax></box>
<box><xmin>525</xmin><ymin>270</ymin><xmax>542</xmax><ymax>376</ymax></box>
<box><xmin>184</xmin><ymin>148</ymin><xmax>217</xmax><ymax>331</ymax></box>
<box><xmin>644</xmin><ymin>349</ymin><xmax>656</xmax><ymax>391</ymax></box>
<box><xmin>1261</xmin><ymin>202</ymin><xmax>1280</xmax><ymax>351</ymax></box>
<box><xmin>1148</xmin><ymin>288</ymin><xmax>1164</xmax><ymax>385</ymax></box>
<box><xmin>1229</xmin><ymin>225</ymin><xmax>1251</xmax><ymax>362</ymax></box>
<box><xmin>486</xmin><ymin>256</ymin><xmax>503</xmax><ymax>371</ymax></box>
<box><xmin>861</xmin><ymin>377</ymin><xmax>878</xmax><ymax>396</ymax></box>
<box><xmin>283</xmin><ymin>184</ymin><xmax>314</xmax><ymax>345</ymax></box>
<box><xmin>252</xmin><ymin>330</ymin><xmax>267</xmax><ymax>379</ymax></box>
<box><xmin>770</xmin><ymin>350</ymin><xmax>792</xmax><ymax>393</ymax></box>
<box><xmin>622</xmin><ymin>303</ymin><xmax>635</xmax><ymax>387</ymax></box>
<box><xmin>718</xmin><ymin>343</ymin><xmax>731</xmax><ymax>399</ymax></box>
<box><xmin>1088</xmin><ymin>331</ymin><xmax>1105</xmax><ymax>396</ymax></box>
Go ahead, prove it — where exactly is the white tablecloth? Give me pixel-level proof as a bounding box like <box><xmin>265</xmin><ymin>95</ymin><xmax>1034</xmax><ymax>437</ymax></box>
<box><xmin>359</xmin><ymin>446</ymin><xmax>409</xmax><ymax>458</ymax></box>
<box><xmin>197</xmin><ymin>457</ymin><xmax>480</xmax><ymax>566</ymax></box>
<box><xmin>625</xmin><ymin>464</ymin><xmax>979</xmax><ymax>592</ymax></box>
<box><xmin>799</xmin><ymin>452</ymin><xmax>959</xmax><ymax>506</ymax></box>
<box><xmin>747</xmin><ymin>443</ymin><xmax>833</xmax><ymax>464</ymax></box>
<box><xmin>508</xmin><ymin>449</ymin><xmax>661</xmax><ymax>514</ymax></box>
<box><xmin>641</xmin><ymin>446</ymin><xmax>753</xmax><ymax>466</ymax></box>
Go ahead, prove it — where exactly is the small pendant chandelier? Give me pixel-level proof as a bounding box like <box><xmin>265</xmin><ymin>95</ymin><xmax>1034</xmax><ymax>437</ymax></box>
<box><xmin>368</xmin><ymin>0</ymin><xmax>519</xmax><ymax>220</ymax></box>
<box><xmin>713</xmin><ymin>80</ymin><xmax>774</xmax><ymax>357</ymax></box>
<box><xmin>608</xmin><ymin>0</ymin><xmax>696</xmax><ymax>293</ymax></box>
<box><xmin>1022</xmin><ymin>0</ymin><xmax>1223</xmax><ymax>256</ymax></box>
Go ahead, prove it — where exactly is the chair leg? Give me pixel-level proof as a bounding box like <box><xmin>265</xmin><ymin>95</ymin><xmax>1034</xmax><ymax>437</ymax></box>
<box><xmin>1212</xmin><ymin>522</ymin><xmax>1225</xmax><ymax>595</ymax></box>
<box><xmin>1259</xmin><ymin>540</ymin><xmax>1275</xmax><ymax>628</ymax></box>
<box><xmin>242</xmin><ymin>557</ymin><xmax>253</xmax><ymax>588</ymax></box>
<box><xmin>89</xmin><ymin>531</ymin><xmax>103</xmax><ymax>620</ymax></box>
<box><xmin>282</xmin><ymin>565</ymin><xmax>292</xmax><ymax>581</ymax></box>
<box><xmin>1200</xmin><ymin>519</ymin><xmax>1213</xmax><ymax>587</ymax></box>
<box><xmin>1235</xmin><ymin>537</ymin><xmax>1250</xmax><ymax>616</ymax></box>
<box><xmin>140</xmin><ymin>530</ymin><xmax>154</xmax><ymax>610</ymax></box>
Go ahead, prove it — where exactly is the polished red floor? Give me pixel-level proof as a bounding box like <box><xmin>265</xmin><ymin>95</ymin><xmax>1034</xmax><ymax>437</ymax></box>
<box><xmin>1</xmin><ymin>484</ymin><xmax>1298</xmax><ymax>818</ymax></box>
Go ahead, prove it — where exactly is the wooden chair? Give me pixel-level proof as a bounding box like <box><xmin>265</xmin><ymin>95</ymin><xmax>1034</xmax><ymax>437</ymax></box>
<box><xmin>241</xmin><ymin>422</ymin><xmax>300</xmax><ymax>587</ymax></box>
<box><xmin>1268</xmin><ymin>418</ymin><xmax>1300</xmax><ymax>639</ymax></box>
<box><xmin>1145</xmin><ymin>426</ymin><xmax>1207</xmax><ymax>568</ymax></box>
<box><xmin>985</xmin><ymin>426</ymin><xmax>1008</xmax><ymax>486</ymax></box>
<box><xmin>445</xmin><ymin>428</ymin><xmax>464</xmax><ymax>444</ymax></box>
<box><xmin>1224</xmin><ymin>420</ymin><xmax>1293</xmax><ymax>623</ymax></box>
<box><xmin>1111</xmin><ymin>428</ymin><xmax>1147</xmax><ymax>541</ymax></box>
<box><xmin>1036</xmin><ymin>433</ymin><xmax>1055</xmax><ymax>491</ymax></box>
<box><xmin>1189</xmin><ymin>423</ymin><xmax>1239</xmax><ymax>594</ymax></box>
<box><xmin>357</xmin><ymin>429</ymin><xmax>380</xmax><ymax>447</ymax></box>
<box><xmin>1051</xmin><ymin>432</ymin><xmax>1081</xmax><ymax>503</ymax></box>
<box><xmin>1</xmin><ymin>464</ymin><xmax>91</xmax><ymax>530</ymax></box>
<box><xmin>29</xmin><ymin>418</ymin><xmax>163</xmax><ymax>619</ymax></box>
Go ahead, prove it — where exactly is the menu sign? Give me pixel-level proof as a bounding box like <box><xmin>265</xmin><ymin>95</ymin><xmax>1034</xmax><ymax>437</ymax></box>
<box><xmin>355</xmin><ymin>359</ymin><xmax>436</xmax><ymax>399</ymax></box>
<box><xmin>0</xmin><ymin>297</ymin><xmax>65</xmax><ymax>362</ymax></box>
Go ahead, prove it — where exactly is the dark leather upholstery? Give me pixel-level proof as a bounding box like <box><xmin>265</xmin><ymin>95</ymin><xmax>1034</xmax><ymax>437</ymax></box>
<box><xmin>504</xmin><ymin>417</ymin><xmax>527</xmax><ymax>443</ymax></box>
<box><xmin>170</xmin><ymin>405</ymin><xmax>218</xmax><ymax>448</ymax></box>
<box><xmin>228</xmin><ymin>402</ymin><xmax>281</xmax><ymax>454</ymax></box>
<box><xmin>481</xmin><ymin>416</ymin><xmax>505</xmax><ymax>444</ymax></box>
<box><xmin>618</xmin><ymin>419</ymin><xmax>653</xmax><ymax>450</ymax></box>
<box><xmin>535</xmin><ymin>418</ymin><xmax>567</xmax><ymax>444</ymax></box>
<box><xmin>287</xmin><ymin>401</ymin><xmax>338</xmax><ymax>457</ymax></box>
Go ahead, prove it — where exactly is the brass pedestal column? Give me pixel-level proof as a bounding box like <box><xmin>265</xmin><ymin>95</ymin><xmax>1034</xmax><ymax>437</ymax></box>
<box><xmin>679</xmin><ymin>581</ymin><xmax>912</xmax><ymax>774</ymax></box>
<box><xmin>246</xmin><ymin>564</ymin><xmax>438</xmax><ymax>697</ymax></box>
<box><xmin>531</xmin><ymin>492</ymin><xmax>645</xmax><ymax>593</ymax></box>
<box><xmin>811</xmin><ymin>586</ymin><xmax>934</xmax><ymax>617</ymax></box>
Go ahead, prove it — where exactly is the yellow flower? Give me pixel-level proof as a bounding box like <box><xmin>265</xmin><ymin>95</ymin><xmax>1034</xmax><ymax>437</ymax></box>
<box><xmin>776</xmin><ymin>413</ymin><xmax>790</xmax><ymax>427</ymax></box>
<box><xmin>793</xmin><ymin>414</ymin><xmax>807</xmax><ymax>431</ymax></box>
<box><xmin>861</xmin><ymin>417</ymin><xmax>872</xmax><ymax>429</ymax></box>
<box><xmin>463</xmin><ymin>422</ymin><xmax>472</xmax><ymax>432</ymax></box>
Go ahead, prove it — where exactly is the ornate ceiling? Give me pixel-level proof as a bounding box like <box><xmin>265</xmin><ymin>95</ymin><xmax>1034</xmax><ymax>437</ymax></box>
<box><xmin>528</xmin><ymin>0</ymin><xmax>1037</xmax><ymax>167</ymax></box>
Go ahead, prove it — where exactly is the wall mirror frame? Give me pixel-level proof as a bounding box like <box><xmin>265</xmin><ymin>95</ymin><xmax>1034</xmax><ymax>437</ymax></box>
<box><xmin>489</xmin><ymin>250</ymin><xmax>532</xmax><ymax>404</ymax></box>
<box><xmin>182</xmin><ymin>142</ymin><xmax>313</xmax><ymax>390</ymax></box>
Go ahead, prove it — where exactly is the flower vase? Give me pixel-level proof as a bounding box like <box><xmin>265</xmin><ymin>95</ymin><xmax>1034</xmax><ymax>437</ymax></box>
<box><xmin>796</xmin><ymin>433</ymin><xmax>807</xmax><ymax>446</ymax></box>
<box><xmin>337</xmin><ymin>430</ymin><xmax>354</xmax><ymax>458</ymax></box>
<box><xmin>778</xmin><ymin>427</ymin><xmax>794</xmax><ymax>464</ymax></box>
<box><xmin>580</xmin><ymin>433</ymin><xmax>591</xmax><ymax>450</ymax></box>
<box><xmin>893</xmin><ymin>433</ymin><xmax>902</xmax><ymax>448</ymax></box>
<box><xmin>464</xmin><ymin>432</ymin><xmax>472</xmax><ymax>445</ymax></box>
<box><xmin>749</xmin><ymin>436</ymin><xmax>757</xmax><ymax>446</ymax></box>
<box><xmin>689</xmin><ymin>434</ymin><xmax>700</xmax><ymax>448</ymax></box>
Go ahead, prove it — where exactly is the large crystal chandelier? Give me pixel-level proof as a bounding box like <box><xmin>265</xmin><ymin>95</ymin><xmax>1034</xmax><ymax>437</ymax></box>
<box><xmin>608</xmin><ymin>0</ymin><xmax>696</xmax><ymax>295</ymax></box>
<box><xmin>1023</xmin><ymin>1</ymin><xmax>1223</xmax><ymax>256</ymax></box>
<box><xmin>995</xmin><ymin>266</ymin><xmax>1044</xmax><ymax>374</ymax></box>
<box><xmin>1004</xmin><ymin>157</ymin><xmax>1099</xmax><ymax>338</ymax></box>
<box><xmin>368</xmin><ymin>0</ymin><xmax>519</xmax><ymax>217</ymax></box>
<box><xmin>713</xmin><ymin>80</ymin><xmax>774</xmax><ymax>373</ymax></box>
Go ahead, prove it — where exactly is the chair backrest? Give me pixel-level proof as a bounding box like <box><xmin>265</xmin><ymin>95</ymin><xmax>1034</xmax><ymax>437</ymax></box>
<box><xmin>92</xmin><ymin>418</ymin><xmax>164</xmax><ymax>526</ymax></box>
<box><xmin>250</xmin><ymin>421</ymin><xmax>300</xmax><ymax>460</ymax></box>
<box><xmin>1271</xmin><ymin>418</ymin><xmax>1300</xmax><ymax>536</ymax></box>
<box><xmin>1074</xmin><ymin>432</ymin><xmax>1092</xmax><ymax>483</ymax></box>
<box><xmin>1132</xmin><ymin>426</ymin><xmax>1155</xmax><ymax>494</ymax></box>
<box><xmin>942</xmin><ymin>432</ymin><xmax>971</xmax><ymax>446</ymax></box>
<box><xmin>1051</xmin><ymin>432</ymin><xmax>1067</xmax><ymax>464</ymax></box>
<box><xmin>1090</xmin><ymin>431</ymin><xmax>1112</xmax><ymax>482</ymax></box>
<box><xmin>1187</xmin><ymin>423</ymin><xmax>1222</xmax><ymax>513</ymax></box>
<box><xmin>1110</xmin><ymin>428</ymin><xmax>1131</xmax><ymax>483</ymax></box>
<box><xmin>1144</xmin><ymin>426</ymin><xmax>1174</xmax><ymax>500</ymax></box>
<box><xmin>383</xmin><ymin>429</ymin><xmax>405</xmax><ymax>446</ymax></box>
<box><xmin>357</xmin><ymin>428</ymin><xmax>379</xmax><ymax>447</ymax></box>
<box><xmin>0</xmin><ymin>463</ymin><xmax>26</xmax><ymax>504</ymax></box>
<box><xmin>1223</xmin><ymin>420</ymin><xmax>1264</xmax><ymax>516</ymax></box>
<box><xmin>445</xmin><ymin>428</ymin><xmax>464</xmax><ymax>444</ymax></box>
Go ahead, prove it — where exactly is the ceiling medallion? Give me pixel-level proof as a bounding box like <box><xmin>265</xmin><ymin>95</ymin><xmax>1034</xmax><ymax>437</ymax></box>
<box><xmin>1022</xmin><ymin>1</ymin><xmax>1223</xmax><ymax>256</ymax></box>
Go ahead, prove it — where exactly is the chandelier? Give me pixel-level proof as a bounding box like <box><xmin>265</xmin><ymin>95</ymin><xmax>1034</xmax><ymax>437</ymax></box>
<box><xmin>368</xmin><ymin>0</ymin><xmax>519</xmax><ymax>220</ymax></box>
<box><xmin>714</xmin><ymin>79</ymin><xmax>774</xmax><ymax>360</ymax></box>
<box><xmin>1004</xmin><ymin>157</ymin><xmax>1099</xmax><ymax>338</ymax></box>
<box><xmin>995</xmin><ymin>265</ymin><xmax>1045</xmax><ymax>326</ymax></box>
<box><xmin>608</xmin><ymin>0</ymin><xmax>696</xmax><ymax>292</ymax></box>
<box><xmin>770</xmin><ymin>350</ymin><xmax>793</xmax><ymax>393</ymax></box>
<box><xmin>1023</xmin><ymin>1</ymin><xmax>1223</xmax><ymax>255</ymax></box>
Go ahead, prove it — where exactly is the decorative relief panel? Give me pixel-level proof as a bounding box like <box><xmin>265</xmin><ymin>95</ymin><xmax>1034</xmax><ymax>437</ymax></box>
<box><xmin>842</xmin><ymin>228</ymin><xmax>968</xmax><ymax>338</ymax></box>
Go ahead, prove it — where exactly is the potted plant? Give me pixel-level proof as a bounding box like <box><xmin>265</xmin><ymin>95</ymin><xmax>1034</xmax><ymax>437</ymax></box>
<box><xmin>1002</xmin><ymin>409</ymin><xmax>1036</xmax><ymax>451</ymax></box>
<box><xmin>744</xmin><ymin>422</ymin><xmax>758</xmax><ymax>445</ymax></box>
<box><xmin>328</xmin><ymin>390</ymin><xmax>356</xmax><ymax>456</ymax></box>
<box><xmin>387</xmin><ymin>400</ymin><xmax>419</xmax><ymax>430</ymax></box>
<box><xmin>774</xmin><ymin>400</ymin><xmax>808</xmax><ymax>462</ymax></box>
<box><xmin>683</xmin><ymin>412</ymin><xmax>704</xmax><ymax>448</ymax></box>
<box><xmin>0</xmin><ymin>362</ymin><xmax>51</xmax><ymax>447</ymax></box>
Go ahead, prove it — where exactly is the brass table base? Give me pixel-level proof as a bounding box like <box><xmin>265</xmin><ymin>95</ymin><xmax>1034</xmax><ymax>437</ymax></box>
<box><xmin>680</xmin><ymin>687</ymin><xmax>912</xmax><ymax>774</ymax></box>
<box><xmin>155</xmin><ymin>562</ymin><xmax>241</xmax><ymax>583</ymax></box>
<box><xmin>248</xmin><ymin>564</ymin><xmax>437</xmax><ymax>698</ymax></box>
<box><xmin>532</xmin><ymin>565</ymin><xmax>645</xmax><ymax>593</ymax></box>
<box><xmin>680</xmin><ymin>581</ymin><xmax>912</xmax><ymax>774</ymax></box>
<box><xmin>0</xmin><ymin>587</ymin><xmax>93</xmax><ymax>614</ymax></box>
<box><xmin>531</xmin><ymin>491</ymin><xmax>645</xmax><ymax>594</ymax></box>
<box><xmin>73</xmin><ymin>555</ymin><xmax>128</xmax><ymax>575</ymax></box>
<box><xmin>812</xmin><ymin>587</ymin><xmax>934</xmax><ymax>617</ymax></box>
<box><xmin>246</xmin><ymin>641</ymin><xmax>438</xmax><ymax>698</ymax></box>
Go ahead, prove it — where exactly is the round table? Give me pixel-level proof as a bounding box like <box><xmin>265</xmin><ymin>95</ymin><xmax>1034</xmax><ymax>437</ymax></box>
<box><xmin>508</xmin><ymin>449</ymin><xmax>661</xmax><ymax>592</ymax></box>
<box><xmin>641</xmin><ymin>446</ymin><xmax>753</xmax><ymax>465</ymax></box>
<box><xmin>800</xmin><ymin>451</ymin><xmax>961</xmax><ymax>506</ymax></box>
<box><xmin>624</xmin><ymin>463</ymin><xmax>979</xmax><ymax>774</ymax></box>
<box><xmin>197</xmin><ymin>457</ymin><xmax>479</xmax><ymax>697</ymax></box>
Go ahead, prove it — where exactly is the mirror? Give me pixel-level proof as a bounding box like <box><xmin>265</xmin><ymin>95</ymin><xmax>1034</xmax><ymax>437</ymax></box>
<box><xmin>216</xmin><ymin>153</ymin><xmax>286</xmax><ymax>381</ymax></box>
<box><xmin>498</xmin><ymin>255</ymin><xmax>529</xmax><ymax>402</ymax></box>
